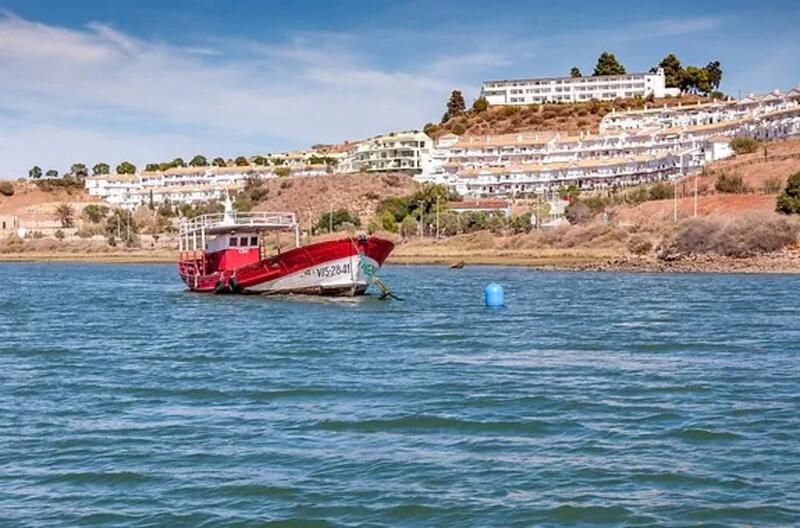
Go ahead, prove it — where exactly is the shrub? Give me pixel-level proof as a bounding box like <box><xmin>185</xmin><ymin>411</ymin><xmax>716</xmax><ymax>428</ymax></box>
<box><xmin>275</xmin><ymin>166</ymin><xmax>291</xmax><ymax>177</ymax></box>
<box><xmin>565</xmin><ymin>201</ymin><xmax>592</xmax><ymax>224</ymax></box>
<box><xmin>715</xmin><ymin>173</ymin><xmax>748</xmax><ymax>194</ymax></box>
<box><xmin>314</xmin><ymin>209</ymin><xmax>361</xmax><ymax>233</ymax></box>
<box><xmin>423</xmin><ymin>122</ymin><xmax>440</xmax><ymax>136</ymax></box>
<box><xmin>400</xmin><ymin>215</ymin><xmax>419</xmax><ymax>238</ymax></box>
<box><xmin>648</xmin><ymin>182</ymin><xmax>674</xmax><ymax>200</ymax></box>
<box><xmin>451</xmin><ymin>122</ymin><xmax>466</xmax><ymax>135</ymax></box>
<box><xmin>627</xmin><ymin>234</ymin><xmax>653</xmax><ymax>255</ymax></box>
<box><xmin>502</xmin><ymin>106</ymin><xmax>520</xmax><ymax>117</ymax></box>
<box><xmin>776</xmin><ymin>172</ymin><xmax>800</xmax><ymax>215</ymax></box>
<box><xmin>54</xmin><ymin>203</ymin><xmax>75</xmax><ymax>228</ymax></box>
<box><xmin>364</xmin><ymin>191</ymin><xmax>380</xmax><ymax>201</ymax></box>
<box><xmin>763</xmin><ymin>176</ymin><xmax>783</xmax><ymax>194</ymax></box>
<box><xmin>0</xmin><ymin>181</ymin><xmax>14</xmax><ymax>196</ymax></box>
<box><xmin>83</xmin><ymin>204</ymin><xmax>109</xmax><ymax>223</ymax></box>
<box><xmin>54</xmin><ymin>229</ymin><xmax>65</xmax><ymax>241</ymax></box>
<box><xmin>730</xmin><ymin>137</ymin><xmax>761</xmax><ymax>155</ymax></box>
<box><xmin>472</xmin><ymin>96</ymin><xmax>489</xmax><ymax>112</ymax></box>
<box><xmin>674</xmin><ymin>214</ymin><xmax>799</xmax><ymax>257</ymax></box>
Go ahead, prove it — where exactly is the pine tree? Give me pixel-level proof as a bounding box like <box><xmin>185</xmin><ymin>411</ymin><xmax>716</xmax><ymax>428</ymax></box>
<box><xmin>570</xmin><ymin>67</ymin><xmax>582</xmax><ymax>78</ymax></box>
<box><xmin>593</xmin><ymin>52</ymin><xmax>626</xmax><ymax>76</ymax></box>
<box><xmin>445</xmin><ymin>90</ymin><xmax>466</xmax><ymax>121</ymax></box>
<box><xmin>657</xmin><ymin>54</ymin><xmax>683</xmax><ymax>88</ymax></box>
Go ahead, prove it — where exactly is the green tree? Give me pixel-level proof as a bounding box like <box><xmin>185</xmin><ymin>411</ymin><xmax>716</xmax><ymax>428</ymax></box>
<box><xmin>212</xmin><ymin>157</ymin><xmax>227</xmax><ymax>167</ymax></box>
<box><xmin>451</xmin><ymin>122</ymin><xmax>466</xmax><ymax>135</ymax></box>
<box><xmin>105</xmin><ymin>209</ymin><xmax>140</xmax><ymax>243</ymax></box>
<box><xmin>705</xmin><ymin>60</ymin><xmax>722</xmax><ymax>90</ymax></box>
<box><xmin>377</xmin><ymin>196</ymin><xmax>410</xmax><ymax>222</ymax></box>
<box><xmin>715</xmin><ymin>173</ymin><xmax>748</xmax><ymax>194</ymax></box>
<box><xmin>116</xmin><ymin>161</ymin><xmax>136</xmax><ymax>174</ymax></box>
<box><xmin>234</xmin><ymin>156</ymin><xmax>249</xmax><ymax>167</ymax></box>
<box><xmin>70</xmin><ymin>163</ymin><xmax>88</xmax><ymax>179</ymax></box>
<box><xmin>54</xmin><ymin>203</ymin><xmax>75</xmax><ymax>228</ymax></box>
<box><xmin>558</xmin><ymin>184</ymin><xmax>581</xmax><ymax>201</ymax></box>
<box><xmin>314</xmin><ymin>209</ymin><xmax>361</xmax><ymax>233</ymax></box>
<box><xmin>400</xmin><ymin>215</ymin><xmax>419</xmax><ymax>238</ymax></box>
<box><xmin>472</xmin><ymin>96</ymin><xmax>489</xmax><ymax>112</ymax></box>
<box><xmin>252</xmin><ymin>156</ymin><xmax>268</xmax><ymax>166</ymax></box>
<box><xmin>172</xmin><ymin>157</ymin><xmax>186</xmax><ymax>168</ymax></box>
<box><xmin>593</xmin><ymin>51</ymin><xmax>626</xmax><ymax>76</ymax></box>
<box><xmin>443</xmin><ymin>90</ymin><xmax>466</xmax><ymax>122</ymax></box>
<box><xmin>189</xmin><ymin>155</ymin><xmax>208</xmax><ymax>167</ymax></box>
<box><xmin>29</xmin><ymin>165</ymin><xmax>42</xmax><ymax>179</ymax></box>
<box><xmin>776</xmin><ymin>172</ymin><xmax>800</xmax><ymax>214</ymax></box>
<box><xmin>569</xmin><ymin>66</ymin><xmax>582</xmax><ymax>78</ymax></box>
<box><xmin>83</xmin><ymin>204</ymin><xmax>109</xmax><ymax>223</ymax></box>
<box><xmin>681</xmin><ymin>66</ymin><xmax>711</xmax><ymax>95</ymax></box>
<box><xmin>423</xmin><ymin>122</ymin><xmax>440</xmax><ymax>136</ymax></box>
<box><xmin>145</xmin><ymin>163</ymin><xmax>160</xmax><ymax>172</ymax></box>
<box><xmin>92</xmin><ymin>162</ymin><xmax>110</xmax><ymax>176</ymax></box>
<box><xmin>45</xmin><ymin>169</ymin><xmax>59</xmax><ymax>178</ymax></box>
<box><xmin>380</xmin><ymin>210</ymin><xmax>398</xmax><ymax>232</ymax></box>
<box><xmin>731</xmin><ymin>137</ymin><xmax>761</xmax><ymax>155</ymax></box>
<box><xmin>656</xmin><ymin>53</ymin><xmax>683</xmax><ymax>88</ymax></box>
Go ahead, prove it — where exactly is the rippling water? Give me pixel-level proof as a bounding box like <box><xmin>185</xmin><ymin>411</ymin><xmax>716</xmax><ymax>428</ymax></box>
<box><xmin>2</xmin><ymin>263</ymin><xmax>799</xmax><ymax>526</ymax></box>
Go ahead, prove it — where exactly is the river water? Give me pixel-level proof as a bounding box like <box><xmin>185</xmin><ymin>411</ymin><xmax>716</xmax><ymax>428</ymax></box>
<box><xmin>1</xmin><ymin>263</ymin><xmax>799</xmax><ymax>526</ymax></box>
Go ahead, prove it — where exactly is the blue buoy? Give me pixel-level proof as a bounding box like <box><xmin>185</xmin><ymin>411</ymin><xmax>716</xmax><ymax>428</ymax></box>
<box><xmin>484</xmin><ymin>283</ymin><xmax>504</xmax><ymax>307</ymax></box>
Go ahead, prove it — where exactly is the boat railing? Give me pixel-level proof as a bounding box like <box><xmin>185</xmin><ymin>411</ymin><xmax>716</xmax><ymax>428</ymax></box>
<box><xmin>179</xmin><ymin>211</ymin><xmax>297</xmax><ymax>236</ymax></box>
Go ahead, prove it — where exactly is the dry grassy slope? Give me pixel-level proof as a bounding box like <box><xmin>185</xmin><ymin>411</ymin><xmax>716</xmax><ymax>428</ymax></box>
<box><xmin>611</xmin><ymin>138</ymin><xmax>800</xmax><ymax>224</ymax></box>
<box><xmin>252</xmin><ymin>172</ymin><xmax>419</xmax><ymax>228</ymax></box>
<box><xmin>430</xmin><ymin>95</ymin><xmax>711</xmax><ymax>138</ymax></box>
<box><xmin>0</xmin><ymin>182</ymin><xmax>98</xmax><ymax>221</ymax></box>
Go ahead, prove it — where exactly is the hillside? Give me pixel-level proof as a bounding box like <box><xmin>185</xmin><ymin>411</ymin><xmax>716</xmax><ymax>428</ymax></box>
<box><xmin>0</xmin><ymin>181</ymin><xmax>99</xmax><ymax>226</ymax></box>
<box><xmin>252</xmin><ymin>172</ymin><xmax>418</xmax><ymax>228</ymax></box>
<box><xmin>611</xmin><ymin>138</ymin><xmax>800</xmax><ymax>224</ymax></box>
<box><xmin>427</xmin><ymin>94</ymin><xmax>711</xmax><ymax>139</ymax></box>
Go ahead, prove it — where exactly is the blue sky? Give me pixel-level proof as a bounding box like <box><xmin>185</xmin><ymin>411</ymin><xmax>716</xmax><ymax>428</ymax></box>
<box><xmin>0</xmin><ymin>0</ymin><xmax>798</xmax><ymax>177</ymax></box>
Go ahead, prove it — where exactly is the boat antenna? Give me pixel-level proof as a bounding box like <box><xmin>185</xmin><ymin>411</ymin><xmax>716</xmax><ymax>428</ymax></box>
<box><xmin>222</xmin><ymin>187</ymin><xmax>235</xmax><ymax>224</ymax></box>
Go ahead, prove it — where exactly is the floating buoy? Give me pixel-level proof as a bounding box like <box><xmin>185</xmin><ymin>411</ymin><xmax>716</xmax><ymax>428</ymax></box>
<box><xmin>484</xmin><ymin>283</ymin><xmax>504</xmax><ymax>307</ymax></box>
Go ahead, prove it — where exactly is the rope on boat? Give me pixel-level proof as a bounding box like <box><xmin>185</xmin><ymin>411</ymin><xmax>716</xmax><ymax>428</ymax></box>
<box><xmin>349</xmin><ymin>235</ymin><xmax>403</xmax><ymax>301</ymax></box>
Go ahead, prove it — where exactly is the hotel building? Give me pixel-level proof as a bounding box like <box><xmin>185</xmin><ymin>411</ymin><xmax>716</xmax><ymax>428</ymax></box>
<box><xmin>481</xmin><ymin>69</ymin><xmax>675</xmax><ymax>105</ymax></box>
<box><xmin>336</xmin><ymin>131</ymin><xmax>433</xmax><ymax>175</ymax></box>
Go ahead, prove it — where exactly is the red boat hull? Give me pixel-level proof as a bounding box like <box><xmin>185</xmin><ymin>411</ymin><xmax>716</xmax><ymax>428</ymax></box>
<box><xmin>178</xmin><ymin>236</ymin><xmax>394</xmax><ymax>295</ymax></box>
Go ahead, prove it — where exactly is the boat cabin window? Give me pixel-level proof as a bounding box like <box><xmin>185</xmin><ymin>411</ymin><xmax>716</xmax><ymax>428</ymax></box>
<box><xmin>240</xmin><ymin>236</ymin><xmax>249</xmax><ymax>247</ymax></box>
<box><xmin>230</xmin><ymin>237</ymin><xmax>238</xmax><ymax>247</ymax></box>
<box><xmin>250</xmin><ymin>236</ymin><xmax>258</xmax><ymax>246</ymax></box>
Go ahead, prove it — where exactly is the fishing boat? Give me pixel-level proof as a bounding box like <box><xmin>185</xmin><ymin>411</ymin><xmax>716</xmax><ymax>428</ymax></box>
<box><xmin>177</xmin><ymin>194</ymin><xmax>394</xmax><ymax>295</ymax></box>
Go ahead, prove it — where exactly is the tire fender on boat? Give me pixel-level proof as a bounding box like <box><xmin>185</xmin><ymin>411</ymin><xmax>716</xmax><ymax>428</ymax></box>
<box><xmin>229</xmin><ymin>277</ymin><xmax>241</xmax><ymax>293</ymax></box>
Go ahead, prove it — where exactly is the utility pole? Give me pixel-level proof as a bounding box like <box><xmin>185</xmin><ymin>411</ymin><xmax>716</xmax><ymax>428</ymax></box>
<box><xmin>435</xmin><ymin>196</ymin><xmax>440</xmax><ymax>241</ymax></box>
<box><xmin>694</xmin><ymin>171</ymin><xmax>698</xmax><ymax>218</ymax></box>
<box><xmin>418</xmin><ymin>200</ymin><xmax>425</xmax><ymax>239</ymax></box>
<box><xmin>329</xmin><ymin>202</ymin><xmax>333</xmax><ymax>234</ymax></box>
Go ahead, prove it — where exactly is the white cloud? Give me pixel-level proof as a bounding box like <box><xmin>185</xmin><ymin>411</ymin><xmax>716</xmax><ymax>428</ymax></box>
<box><xmin>0</xmin><ymin>14</ymin><xmax>465</xmax><ymax>177</ymax></box>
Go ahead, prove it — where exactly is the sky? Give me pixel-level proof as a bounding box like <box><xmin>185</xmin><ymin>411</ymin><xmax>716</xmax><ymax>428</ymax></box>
<box><xmin>0</xmin><ymin>0</ymin><xmax>798</xmax><ymax>178</ymax></box>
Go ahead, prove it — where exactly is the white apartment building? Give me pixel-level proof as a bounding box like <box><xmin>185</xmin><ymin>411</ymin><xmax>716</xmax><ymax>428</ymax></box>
<box><xmin>482</xmin><ymin>68</ymin><xmax>676</xmax><ymax>105</ymax></box>
<box><xmin>421</xmin><ymin>87</ymin><xmax>800</xmax><ymax>198</ymax></box>
<box><xmin>337</xmin><ymin>131</ymin><xmax>433</xmax><ymax>175</ymax></box>
<box><xmin>601</xmin><ymin>87</ymin><xmax>800</xmax><ymax>132</ymax></box>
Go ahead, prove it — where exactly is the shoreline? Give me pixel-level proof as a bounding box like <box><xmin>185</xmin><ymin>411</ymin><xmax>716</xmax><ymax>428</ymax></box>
<box><xmin>2</xmin><ymin>250</ymin><xmax>799</xmax><ymax>274</ymax></box>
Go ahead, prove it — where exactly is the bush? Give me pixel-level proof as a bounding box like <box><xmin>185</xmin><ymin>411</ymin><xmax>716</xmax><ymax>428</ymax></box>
<box><xmin>82</xmin><ymin>204</ymin><xmax>109</xmax><ymax>223</ymax></box>
<box><xmin>565</xmin><ymin>201</ymin><xmax>592</xmax><ymax>224</ymax></box>
<box><xmin>763</xmin><ymin>176</ymin><xmax>783</xmax><ymax>194</ymax></box>
<box><xmin>730</xmin><ymin>137</ymin><xmax>761</xmax><ymax>155</ymax></box>
<box><xmin>627</xmin><ymin>235</ymin><xmax>653</xmax><ymax>255</ymax></box>
<box><xmin>451</xmin><ymin>122</ymin><xmax>466</xmax><ymax>135</ymax></box>
<box><xmin>422</xmin><ymin>122</ymin><xmax>440</xmax><ymax>136</ymax></box>
<box><xmin>54</xmin><ymin>229</ymin><xmax>65</xmax><ymax>241</ymax></box>
<box><xmin>776</xmin><ymin>172</ymin><xmax>800</xmax><ymax>215</ymax></box>
<box><xmin>674</xmin><ymin>214</ymin><xmax>799</xmax><ymax>257</ymax></box>
<box><xmin>275</xmin><ymin>166</ymin><xmax>291</xmax><ymax>177</ymax></box>
<box><xmin>314</xmin><ymin>209</ymin><xmax>361</xmax><ymax>233</ymax></box>
<box><xmin>472</xmin><ymin>96</ymin><xmax>489</xmax><ymax>112</ymax></box>
<box><xmin>0</xmin><ymin>181</ymin><xmax>14</xmax><ymax>196</ymax></box>
<box><xmin>648</xmin><ymin>182</ymin><xmax>674</xmax><ymax>200</ymax></box>
<box><xmin>715</xmin><ymin>173</ymin><xmax>748</xmax><ymax>194</ymax></box>
<box><xmin>400</xmin><ymin>215</ymin><xmax>419</xmax><ymax>238</ymax></box>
